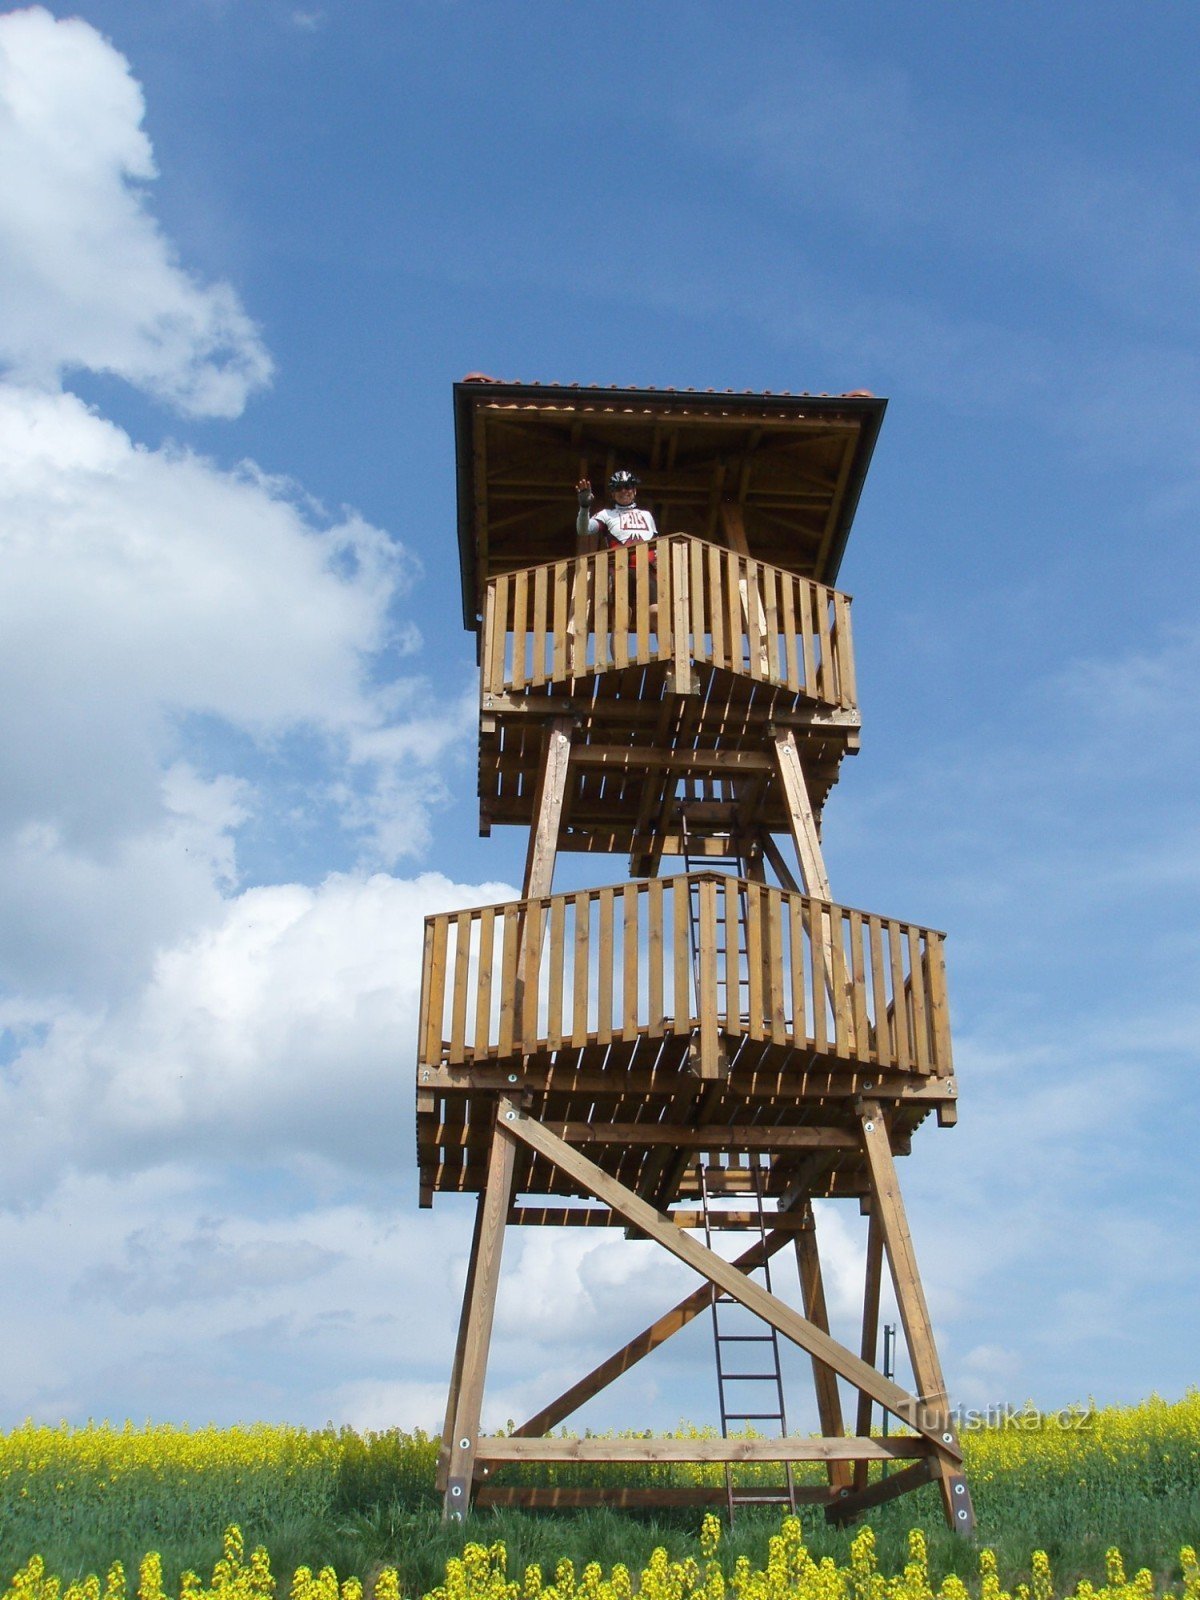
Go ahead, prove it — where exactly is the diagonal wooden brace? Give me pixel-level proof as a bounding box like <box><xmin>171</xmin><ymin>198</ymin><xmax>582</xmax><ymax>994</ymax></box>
<box><xmin>497</xmin><ymin>1100</ymin><xmax>961</xmax><ymax>1458</ymax></box>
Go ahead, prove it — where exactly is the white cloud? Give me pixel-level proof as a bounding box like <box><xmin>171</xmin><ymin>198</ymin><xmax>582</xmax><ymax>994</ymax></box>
<box><xmin>0</xmin><ymin>869</ymin><xmax>517</xmax><ymax>1203</ymax></box>
<box><xmin>0</xmin><ymin>7</ymin><xmax>271</xmax><ymax>416</ymax></box>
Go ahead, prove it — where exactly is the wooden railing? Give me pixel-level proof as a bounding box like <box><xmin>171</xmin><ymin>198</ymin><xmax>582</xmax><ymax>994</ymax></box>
<box><xmin>481</xmin><ymin>536</ymin><xmax>857</xmax><ymax>710</ymax></box>
<box><xmin>418</xmin><ymin>874</ymin><xmax>950</xmax><ymax>1079</ymax></box>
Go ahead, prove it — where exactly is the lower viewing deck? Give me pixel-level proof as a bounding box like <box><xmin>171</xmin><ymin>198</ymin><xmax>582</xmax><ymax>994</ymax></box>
<box><xmin>416</xmin><ymin>872</ymin><xmax>955</xmax><ymax>1206</ymax></box>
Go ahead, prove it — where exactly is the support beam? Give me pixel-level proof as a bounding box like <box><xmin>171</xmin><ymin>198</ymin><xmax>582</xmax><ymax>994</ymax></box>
<box><xmin>771</xmin><ymin>727</ymin><xmax>831</xmax><ymax>897</ymax></box>
<box><xmin>479</xmin><ymin>1435</ymin><xmax>929</xmax><ymax>1463</ymax></box>
<box><xmin>853</xmin><ymin>1209</ymin><xmax>885</xmax><ymax>1494</ymax></box>
<box><xmin>859</xmin><ymin>1102</ymin><xmax>976</xmax><ymax>1535</ymax></box>
<box><xmin>521</xmin><ymin>718</ymin><xmax>573</xmax><ymax>900</ymax></box>
<box><xmin>499</xmin><ymin>1100</ymin><xmax>960</xmax><ymax>1455</ymax></box>
<box><xmin>513</xmin><ymin>1227</ymin><xmax>795</xmax><ymax>1437</ymax></box>
<box><xmin>441</xmin><ymin>1120</ymin><xmax>518</xmax><ymax>1520</ymax></box>
<box><xmin>794</xmin><ymin>1203</ymin><xmax>853</xmax><ymax>1494</ymax></box>
<box><xmin>435</xmin><ymin>1195</ymin><xmax>485</xmax><ymax>1493</ymax></box>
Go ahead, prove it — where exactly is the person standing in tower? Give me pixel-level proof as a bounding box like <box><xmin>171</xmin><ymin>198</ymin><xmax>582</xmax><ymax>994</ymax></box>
<box><xmin>575</xmin><ymin>470</ymin><xmax>658</xmax><ymax>553</ymax></box>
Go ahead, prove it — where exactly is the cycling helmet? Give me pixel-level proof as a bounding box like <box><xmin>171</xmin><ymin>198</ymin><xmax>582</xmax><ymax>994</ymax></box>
<box><xmin>609</xmin><ymin>470</ymin><xmax>640</xmax><ymax>492</ymax></box>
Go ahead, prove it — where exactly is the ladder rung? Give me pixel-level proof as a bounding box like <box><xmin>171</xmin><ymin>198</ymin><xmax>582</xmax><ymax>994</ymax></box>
<box><xmin>722</xmin><ymin>1372</ymin><xmax>780</xmax><ymax>1381</ymax></box>
<box><xmin>716</xmin><ymin>1334</ymin><xmax>776</xmax><ymax>1342</ymax></box>
<box><xmin>723</xmin><ymin>1413</ymin><xmax>784</xmax><ymax>1421</ymax></box>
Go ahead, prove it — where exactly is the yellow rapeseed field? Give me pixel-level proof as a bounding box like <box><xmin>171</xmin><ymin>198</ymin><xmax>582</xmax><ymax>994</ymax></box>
<box><xmin>2</xmin><ymin>1517</ymin><xmax>1199</xmax><ymax>1600</ymax></box>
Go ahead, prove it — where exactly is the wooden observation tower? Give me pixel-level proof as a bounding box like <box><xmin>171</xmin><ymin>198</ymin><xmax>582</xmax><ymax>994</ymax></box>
<box><xmin>417</xmin><ymin>378</ymin><xmax>975</xmax><ymax>1533</ymax></box>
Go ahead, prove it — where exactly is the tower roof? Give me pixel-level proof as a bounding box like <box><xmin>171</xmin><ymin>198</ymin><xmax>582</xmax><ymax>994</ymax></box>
<box><xmin>453</xmin><ymin>378</ymin><xmax>886</xmax><ymax>631</ymax></box>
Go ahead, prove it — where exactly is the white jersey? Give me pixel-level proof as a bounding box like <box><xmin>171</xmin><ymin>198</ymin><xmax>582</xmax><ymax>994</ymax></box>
<box><xmin>588</xmin><ymin>505</ymin><xmax>658</xmax><ymax>545</ymax></box>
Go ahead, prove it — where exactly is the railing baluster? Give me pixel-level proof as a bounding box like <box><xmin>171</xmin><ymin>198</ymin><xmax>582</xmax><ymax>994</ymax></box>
<box><xmin>635</xmin><ymin>543</ymin><xmax>651</xmax><ymax>663</ymax></box>
<box><xmin>868</xmin><ymin>915</ymin><xmax>889</xmax><ymax>1065</ymax></box>
<box><xmin>816</xmin><ymin>587</ymin><xmax>834</xmax><ymax>703</ymax></box>
<box><xmin>497</xmin><ymin>906</ymin><xmax>519</xmax><ymax>1056</ymax></box>
<box><xmin>613</xmin><ymin>547</ymin><xmax>630</xmax><ymax>670</ymax></box>
<box><xmin>511</xmin><ymin>569</ymin><xmax>528</xmax><ymax>692</ymax></box>
<box><xmin>788</xmin><ymin>893</ymin><xmax>806</xmax><ymax>1046</ymax></box>
<box><xmin>668</xmin><ymin>540</ymin><xmax>687</xmax><ymax>686</ymax></box>
<box><xmin>697</xmin><ymin>877</ymin><xmax>721</xmax><ymax>1078</ymax></box>
<box><xmin>707</xmin><ymin>542</ymin><xmax>725</xmax><ymax>669</ymax></box>
<box><xmin>547</xmin><ymin>896</ymin><xmax>565</xmax><ymax>1051</ymax></box>
<box><xmin>766</xmin><ymin>889</ymin><xmax>786</xmax><ymax>1040</ymax></box>
<box><xmin>623</xmin><ymin>882</ymin><xmax>639</xmax><ymax>1036</ymax></box>
<box><xmin>849</xmin><ymin>910</ymin><xmax>868</xmax><ymax>1062</ymax></box>
<box><xmin>781</xmin><ymin>575</ymin><xmax>800</xmax><ymax>692</ymax></box>
<box><xmin>648</xmin><ymin>877</ymin><xmax>664</xmax><ymax>1034</ymax></box>
<box><xmin>597</xmin><ymin>887</ymin><xmax>614</xmax><ymax>1046</ymax></box>
<box><xmin>475</xmin><ymin>907</ymin><xmax>495</xmax><ymax>1058</ymax></box>
<box><xmin>726</xmin><ymin>549</ymin><xmax>741</xmax><ymax>674</ymax></box>
<box><xmin>689</xmin><ymin>538</ymin><xmax>706</xmax><ymax>665</ymax></box>
<box><xmin>798</xmin><ymin>580</ymin><xmax>816</xmax><ymax>696</ymax></box>
<box><xmin>595</xmin><ymin>553</ymin><xmax>610</xmax><ymax>672</ymax></box>
<box><xmin>656</xmin><ymin>539</ymin><xmax>672</xmax><ymax>659</ymax></box>
<box><xmin>572</xmin><ymin>556</ymin><xmax>589</xmax><ymax>678</ymax></box>
<box><xmin>724</xmin><ymin>877</ymin><xmax>739</xmax><ymax>1030</ymax></box>
<box><xmin>746</xmin><ymin>883</ymin><xmax>764</xmax><ymax>1040</ymax></box>
<box><xmin>908</xmin><ymin>925</ymin><xmax>931</xmax><ymax>1073</ymax></box>
<box><xmin>810</xmin><ymin>900</ymin><xmax>828</xmax><ymax>1055</ymax></box>
<box><xmin>927</xmin><ymin>933</ymin><xmax>954</xmax><ymax>1076</ymax></box>
<box><xmin>673</xmin><ymin>875</ymin><xmax>690</xmax><ymax>1029</ymax></box>
<box><xmin>552</xmin><ymin>560</ymin><xmax>568</xmax><ymax>682</ymax></box>
<box><xmin>764</xmin><ymin>565</ymin><xmax>780</xmax><ymax>684</ymax></box>
<box><xmin>833</xmin><ymin>591</ymin><xmax>857</xmax><ymax>709</ymax></box>
<box><xmin>418</xmin><ymin>917</ymin><xmax>436</xmax><ymax>1064</ymax></box>
<box><xmin>531</xmin><ymin>563</ymin><xmax>548</xmax><ymax>687</ymax></box>
<box><xmin>450</xmin><ymin>910</ymin><xmax>472</xmax><ymax>1063</ymax></box>
<box><xmin>888</xmin><ymin>920</ymin><xmax>909</xmax><ymax>1070</ymax></box>
<box><xmin>521</xmin><ymin>899</ymin><xmax>543</xmax><ymax>1054</ymax></box>
<box><xmin>572</xmin><ymin>891</ymin><xmax>590</xmax><ymax>1048</ymax></box>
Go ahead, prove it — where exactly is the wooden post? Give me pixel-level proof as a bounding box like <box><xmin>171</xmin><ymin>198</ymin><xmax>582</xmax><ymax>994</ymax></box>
<box><xmin>858</xmin><ymin>1101</ymin><xmax>976</xmax><ymax>1534</ymax></box>
<box><xmin>852</xmin><ymin>1209</ymin><xmax>885</xmax><ymax>1495</ymax></box>
<box><xmin>794</xmin><ymin>1202</ymin><xmax>854</xmax><ymax>1494</ymax></box>
<box><xmin>521</xmin><ymin>718</ymin><xmax>573</xmax><ymax>900</ymax></box>
<box><xmin>771</xmin><ymin>726</ymin><xmax>831</xmax><ymax>898</ymax></box>
<box><xmin>442</xmin><ymin>1116</ymin><xmax>518</xmax><ymax>1521</ymax></box>
<box><xmin>436</xmin><ymin>1195</ymin><xmax>485</xmax><ymax>1493</ymax></box>
<box><xmin>772</xmin><ymin>727</ymin><xmax>856</xmax><ymax>1051</ymax></box>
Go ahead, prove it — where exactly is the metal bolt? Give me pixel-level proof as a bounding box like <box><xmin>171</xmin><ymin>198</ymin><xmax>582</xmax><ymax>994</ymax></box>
<box><xmin>954</xmin><ymin>1483</ymin><xmax>965</xmax><ymax>1495</ymax></box>
<box><xmin>459</xmin><ymin>1437</ymin><xmax>470</xmax><ymax>1449</ymax></box>
<box><xmin>451</xmin><ymin>1485</ymin><xmax>463</xmax><ymax>1497</ymax></box>
<box><xmin>865</xmin><ymin>1120</ymin><xmax>875</xmax><ymax>1133</ymax></box>
<box><xmin>943</xmin><ymin>1432</ymin><xmax>954</xmax><ymax>1443</ymax></box>
<box><xmin>957</xmin><ymin>1509</ymin><xmax>968</xmax><ymax>1521</ymax></box>
<box><xmin>421</xmin><ymin>1071</ymin><xmax>429</xmax><ymax>1080</ymax></box>
<box><xmin>451</xmin><ymin>1511</ymin><xmax>463</xmax><ymax>1523</ymax></box>
<box><xmin>508</xmin><ymin>1073</ymin><xmax>518</xmax><ymax>1083</ymax></box>
<box><xmin>505</xmin><ymin>1110</ymin><xmax>516</xmax><ymax>1121</ymax></box>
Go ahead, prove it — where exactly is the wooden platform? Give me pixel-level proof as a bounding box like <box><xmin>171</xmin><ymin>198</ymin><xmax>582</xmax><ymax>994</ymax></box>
<box><xmin>416</xmin><ymin>872</ymin><xmax>954</xmax><ymax>1205</ymax></box>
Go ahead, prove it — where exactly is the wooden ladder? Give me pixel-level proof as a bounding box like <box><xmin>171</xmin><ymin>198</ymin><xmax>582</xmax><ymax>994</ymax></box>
<box><xmin>700</xmin><ymin>1161</ymin><xmax>797</xmax><ymax>1520</ymax></box>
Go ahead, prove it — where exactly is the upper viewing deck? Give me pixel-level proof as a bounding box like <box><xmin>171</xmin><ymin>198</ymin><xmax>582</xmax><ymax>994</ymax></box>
<box><xmin>454</xmin><ymin>379</ymin><xmax>885</xmax><ymax>627</ymax></box>
<box><xmin>458</xmin><ymin>381</ymin><xmax>883</xmax><ymax>857</ymax></box>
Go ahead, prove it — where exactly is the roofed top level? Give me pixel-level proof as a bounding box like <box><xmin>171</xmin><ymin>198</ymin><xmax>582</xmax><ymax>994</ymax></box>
<box><xmin>453</xmin><ymin>378</ymin><xmax>887</xmax><ymax>632</ymax></box>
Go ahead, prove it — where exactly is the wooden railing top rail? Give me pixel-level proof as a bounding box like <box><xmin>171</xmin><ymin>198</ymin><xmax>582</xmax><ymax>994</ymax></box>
<box><xmin>486</xmin><ymin>532</ymin><xmax>855</xmax><ymax>601</ymax></box>
<box><xmin>419</xmin><ymin>871</ymin><xmax>946</xmax><ymax>941</ymax></box>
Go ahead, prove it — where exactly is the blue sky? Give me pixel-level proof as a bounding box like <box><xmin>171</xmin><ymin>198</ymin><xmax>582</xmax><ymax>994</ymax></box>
<box><xmin>0</xmin><ymin>0</ymin><xmax>1196</xmax><ymax>1439</ymax></box>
